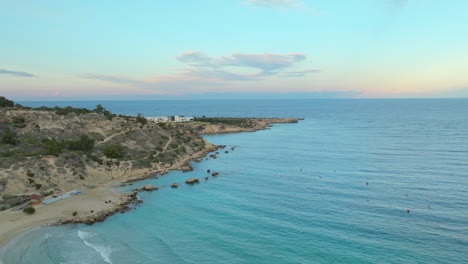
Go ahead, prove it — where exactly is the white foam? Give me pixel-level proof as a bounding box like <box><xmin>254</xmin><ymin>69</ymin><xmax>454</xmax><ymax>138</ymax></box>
<box><xmin>77</xmin><ymin>231</ymin><xmax>113</xmax><ymax>264</ymax></box>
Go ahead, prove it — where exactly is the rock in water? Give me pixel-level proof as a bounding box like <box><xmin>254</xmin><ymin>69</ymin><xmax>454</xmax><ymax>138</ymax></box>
<box><xmin>211</xmin><ymin>172</ymin><xmax>219</xmax><ymax>176</ymax></box>
<box><xmin>171</xmin><ymin>183</ymin><xmax>179</xmax><ymax>188</ymax></box>
<box><xmin>144</xmin><ymin>184</ymin><xmax>154</xmax><ymax>191</ymax></box>
<box><xmin>185</xmin><ymin>178</ymin><xmax>200</xmax><ymax>184</ymax></box>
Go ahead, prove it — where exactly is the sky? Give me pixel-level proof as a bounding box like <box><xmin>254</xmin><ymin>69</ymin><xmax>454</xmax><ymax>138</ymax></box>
<box><xmin>1</xmin><ymin>0</ymin><xmax>468</xmax><ymax>100</ymax></box>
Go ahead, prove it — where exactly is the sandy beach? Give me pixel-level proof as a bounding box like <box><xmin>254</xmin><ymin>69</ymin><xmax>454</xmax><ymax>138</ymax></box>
<box><xmin>0</xmin><ymin>185</ymin><xmax>120</xmax><ymax>247</ymax></box>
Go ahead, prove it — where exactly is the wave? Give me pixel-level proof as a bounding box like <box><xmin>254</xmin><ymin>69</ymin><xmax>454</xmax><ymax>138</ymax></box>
<box><xmin>77</xmin><ymin>231</ymin><xmax>113</xmax><ymax>264</ymax></box>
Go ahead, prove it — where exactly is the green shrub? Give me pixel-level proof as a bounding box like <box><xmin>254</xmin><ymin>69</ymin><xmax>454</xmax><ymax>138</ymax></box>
<box><xmin>27</xmin><ymin>171</ymin><xmax>35</xmax><ymax>177</ymax></box>
<box><xmin>43</xmin><ymin>139</ymin><xmax>64</xmax><ymax>156</ymax></box>
<box><xmin>0</xmin><ymin>151</ymin><xmax>16</xmax><ymax>158</ymax></box>
<box><xmin>35</xmin><ymin>184</ymin><xmax>42</xmax><ymax>190</ymax></box>
<box><xmin>72</xmin><ymin>211</ymin><xmax>78</xmax><ymax>216</ymax></box>
<box><xmin>87</xmin><ymin>154</ymin><xmax>103</xmax><ymax>165</ymax></box>
<box><xmin>67</xmin><ymin>135</ymin><xmax>95</xmax><ymax>152</ymax></box>
<box><xmin>42</xmin><ymin>191</ymin><xmax>54</xmax><ymax>196</ymax></box>
<box><xmin>12</xmin><ymin>116</ymin><xmax>25</xmax><ymax>124</ymax></box>
<box><xmin>23</xmin><ymin>207</ymin><xmax>35</xmax><ymax>215</ymax></box>
<box><xmin>1</xmin><ymin>129</ymin><xmax>19</xmax><ymax>145</ymax></box>
<box><xmin>103</xmin><ymin>144</ymin><xmax>125</xmax><ymax>159</ymax></box>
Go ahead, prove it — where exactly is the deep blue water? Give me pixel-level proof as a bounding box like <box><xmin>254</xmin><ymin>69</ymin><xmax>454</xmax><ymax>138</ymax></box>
<box><xmin>2</xmin><ymin>99</ymin><xmax>468</xmax><ymax>263</ymax></box>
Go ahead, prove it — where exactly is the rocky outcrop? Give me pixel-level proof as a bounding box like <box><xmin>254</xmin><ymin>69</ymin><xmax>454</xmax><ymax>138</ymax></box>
<box><xmin>185</xmin><ymin>178</ymin><xmax>199</xmax><ymax>184</ymax></box>
<box><xmin>171</xmin><ymin>183</ymin><xmax>178</xmax><ymax>188</ymax></box>
<box><xmin>56</xmin><ymin>192</ymin><xmax>139</xmax><ymax>225</ymax></box>
<box><xmin>211</xmin><ymin>172</ymin><xmax>219</xmax><ymax>176</ymax></box>
<box><xmin>143</xmin><ymin>184</ymin><xmax>158</xmax><ymax>191</ymax></box>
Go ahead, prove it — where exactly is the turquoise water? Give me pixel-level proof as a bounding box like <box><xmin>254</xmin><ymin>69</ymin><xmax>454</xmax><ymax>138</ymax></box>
<box><xmin>2</xmin><ymin>99</ymin><xmax>468</xmax><ymax>263</ymax></box>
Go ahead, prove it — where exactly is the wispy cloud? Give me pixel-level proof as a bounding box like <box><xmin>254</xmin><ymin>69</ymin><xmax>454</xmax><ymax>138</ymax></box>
<box><xmin>245</xmin><ymin>0</ymin><xmax>316</xmax><ymax>15</ymax></box>
<box><xmin>175</xmin><ymin>51</ymin><xmax>315</xmax><ymax>80</ymax></box>
<box><xmin>80</xmin><ymin>51</ymin><xmax>319</xmax><ymax>94</ymax></box>
<box><xmin>0</xmin><ymin>69</ymin><xmax>36</xmax><ymax>77</ymax></box>
<box><xmin>246</xmin><ymin>0</ymin><xmax>301</xmax><ymax>8</ymax></box>
<box><xmin>79</xmin><ymin>73</ymin><xmax>141</xmax><ymax>85</ymax></box>
<box><xmin>282</xmin><ymin>69</ymin><xmax>321</xmax><ymax>77</ymax></box>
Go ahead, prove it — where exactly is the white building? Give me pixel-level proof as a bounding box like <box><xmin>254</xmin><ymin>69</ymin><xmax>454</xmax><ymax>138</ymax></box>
<box><xmin>173</xmin><ymin>115</ymin><xmax>194</xmax><ymax>122</ymax></box>
<box><xmin>147</xmin><ymin>116</ymin><xmax>194</xmax><ymax>123</ymax></box>
<box><xmin>147</xmin><ymin>117</ymin><xmax>170</xmax><ymax>122</ymax></box>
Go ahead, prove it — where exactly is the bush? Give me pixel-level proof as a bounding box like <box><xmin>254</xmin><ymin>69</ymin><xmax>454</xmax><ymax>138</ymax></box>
<box><xmin>12</xmin><ymin>116</ymin><xmax>26</xmax><ymax>124</ymax></box>
<box><xmin>23</xmin><ymin>207</ymin><xmax>35</xmax><ymax>215</ymax></box>
<box><xmin>1</xmin><ymin>129</ymin><xmax>19</xmax><ymax>145</ymax></box>
<box><xmin>0</xmin><ymin>151</ymin><xmax>16</xmax><ymax>158</ymax></box>
<box><xmin>67</xmin><ymin>135</ymin><xmax>95</xmax><ymax>152</ymax></box>
<box><xmin>43</xmin><ymin>139</ymin><xmax>64</xmax><ymax>156</ymax></box>
<box><xmin>0</xmin><ymin>96</ymin><xmax>14</xmax><ymax>107</ymax></box>
<box><xmin>72</xmin><ymin>211</ymin><xmax>78</xmax><ymax>216</ymax></box>
<box><xmin>103</xmin><ymin>144</ymin><xmax>125</xmax><ymax>159</ymax></box>
<box><xmin>35</xmin><ymin>184</ymin><xmax>42</xmax><ymax>190</ymax></box>
<box><xmin>87</xmin><ymin>154</ymin><xmax>103</xmax><ymax>165</ymax></box>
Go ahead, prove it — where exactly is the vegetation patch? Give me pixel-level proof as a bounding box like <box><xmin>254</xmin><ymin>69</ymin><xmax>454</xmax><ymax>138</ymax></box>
<box><xmin>23</xmin><ymin>207</ymin><xmax>36</xmax><ymax>215</ymax></box>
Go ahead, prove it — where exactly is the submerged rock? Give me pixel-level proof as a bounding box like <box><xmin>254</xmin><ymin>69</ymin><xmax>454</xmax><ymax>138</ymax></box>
<box><xmin>211</xmin><ymin>172</ymin><xmax>219</xmax><ymax>176</ymax></box>
<box><xmin>171</xmin><ymin>183</ymin><xmax>179</xmax><ymax>188</ymax></box>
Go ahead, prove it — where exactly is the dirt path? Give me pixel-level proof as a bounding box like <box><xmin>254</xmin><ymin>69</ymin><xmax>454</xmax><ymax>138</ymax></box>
<box><xmin>98</xmin><ymin>130</ymin><xmax>130</xmax><ymax>145</ymax></box>
<box><xmin>162</xmin><ymin>135</ymin><xmax>172</xmax><ymax>151</ymax></box>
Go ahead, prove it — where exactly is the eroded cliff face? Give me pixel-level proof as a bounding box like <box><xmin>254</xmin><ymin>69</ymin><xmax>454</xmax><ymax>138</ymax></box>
<box><xmin>0</xmin><ymin>109</ymin><xmax>214</xmax><ymax>210</ymax></box>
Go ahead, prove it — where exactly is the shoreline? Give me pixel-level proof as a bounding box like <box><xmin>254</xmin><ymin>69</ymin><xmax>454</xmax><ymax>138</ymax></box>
<box><xmin>0</xmin><ymin>144</ymin><xmax>219</xmax><ymax>248</ymax></box>
<box><xmin>0</xmin><ymin>118</ymin><xmax>301</xmax><ymax>248</ymax></box>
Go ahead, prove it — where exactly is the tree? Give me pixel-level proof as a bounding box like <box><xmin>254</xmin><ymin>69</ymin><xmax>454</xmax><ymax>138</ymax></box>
<box><xmin>136</xmin><ymin>113</ymin><xmax>147</xmax><ymax>125</ymax></box>
<box><xmin>94</xmin><ymin>104</ymin><xmax>105</xmax><ymax>114</ymax></box>
<box><xmin>0</xmin><ymin>96</ymin><xmax>14</xmax><ymax>107</ymax></box>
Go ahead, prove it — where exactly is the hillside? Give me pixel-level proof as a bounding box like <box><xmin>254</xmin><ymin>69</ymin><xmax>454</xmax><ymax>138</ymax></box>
<box><xmin>0</xmin><ymin>106</ymin><xmax>216</xmax><ymax>210</ymax></box>
<box><xmin>0</xmin><ymin>99</ymin><xmax>301</xmax><ymax>212</ymax></box>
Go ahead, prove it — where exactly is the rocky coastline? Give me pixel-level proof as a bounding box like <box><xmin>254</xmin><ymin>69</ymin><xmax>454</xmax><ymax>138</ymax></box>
<box><xmin>0</xmin><ymin>109</ymin><xmax>301</xmax><ymax>241</ymax></box>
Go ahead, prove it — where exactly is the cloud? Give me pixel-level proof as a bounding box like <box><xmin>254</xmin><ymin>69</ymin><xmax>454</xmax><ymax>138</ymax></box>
<box><xmin>0</xmin><ymin>69</ymin><xmax>36</xmax><ymax>77</ymax></box>
<box><xmin>282</xmin><ymin>69</ymin><xmax>321</xmax><ymax>77</ymax></box>
<box><xmin>79</xmin><ymin>73</ymin><xmax>141</xmax><ymax>85</ymax></box>
<box><xmin>219</xmin><ymin>53</ymin><xmax>306</xmax><ymax>72</ymax></box>
<box><xmin>80</xmin><ymin>51</ymin><xmax>319</xmax><ymax>94</ymax></box>
<box><xmin>175</xmin><ymin>51</ymin><xmax>312</xmax><ymax>80</ymax></box>
<box><xmin>246</xmin><ymin>0</ymin><xmax>300</xmax><ymax>8</ymax></box>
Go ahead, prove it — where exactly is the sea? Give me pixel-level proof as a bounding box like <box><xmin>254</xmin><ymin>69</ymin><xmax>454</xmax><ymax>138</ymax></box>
<box><xmin>1</xmin><ymin>99</ymin><xmax>467</xmax><ymax>264</ymax></box>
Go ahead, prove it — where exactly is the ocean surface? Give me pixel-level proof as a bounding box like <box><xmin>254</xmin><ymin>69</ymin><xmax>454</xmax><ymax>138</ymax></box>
<box><xmin>2</xmin><ymin>99</ymin><xmax>468</xmax><ymax>264</ymax></box>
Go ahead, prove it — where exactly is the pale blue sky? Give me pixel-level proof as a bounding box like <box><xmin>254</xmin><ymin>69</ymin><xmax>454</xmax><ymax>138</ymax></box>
<box><xmin>1</xmin><ymin>0</ymin><xmax>467</xmax><ymax>100</ymax></box>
